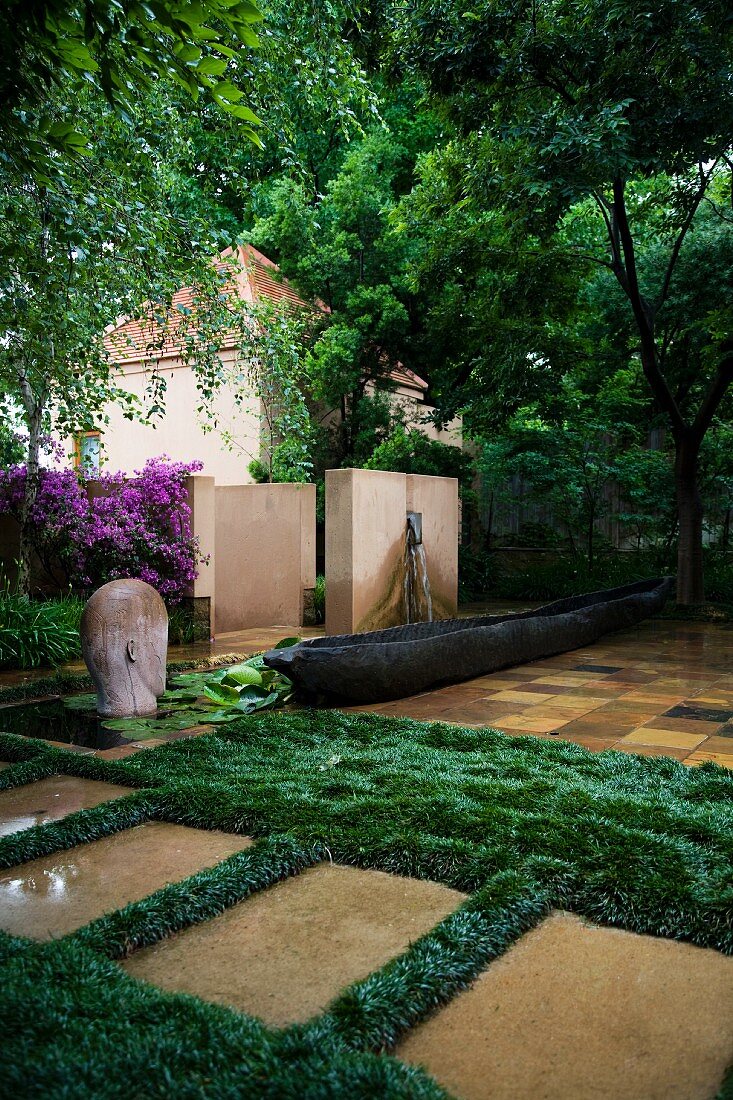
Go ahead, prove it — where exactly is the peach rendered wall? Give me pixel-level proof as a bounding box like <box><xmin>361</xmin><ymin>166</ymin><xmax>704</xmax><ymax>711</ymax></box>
<box><xmin>81</xmin><ymin>349</ymin><xmax>262</xmax><ymax>486</ymax></box>
<box><xmin>406</xmin><ymin>474</ymin><xmax>459</xmax><ymax>621</ymax></box>
<box><xmin>325</xmin><ymin>468</ymin><xmax>458</xmax><ymax>636</ymax></box>
<box><xmin>213</xmin><ymin>483</ymin><xmax>316</xmax><ymax>633</ymax></box>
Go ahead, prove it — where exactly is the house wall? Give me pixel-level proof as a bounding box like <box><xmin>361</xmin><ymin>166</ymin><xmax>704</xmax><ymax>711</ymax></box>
<box><xmin>71</xmin><ymin>347</ymin><xmax>262</xmax><ymax>486</ymax></box>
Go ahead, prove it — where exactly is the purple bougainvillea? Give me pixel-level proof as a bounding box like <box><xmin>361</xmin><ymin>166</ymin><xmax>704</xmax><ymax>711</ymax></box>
<box><xmin>0</xmin><ymin>457</ymin><xmax>204</xmax><ymax>600</ymax></box>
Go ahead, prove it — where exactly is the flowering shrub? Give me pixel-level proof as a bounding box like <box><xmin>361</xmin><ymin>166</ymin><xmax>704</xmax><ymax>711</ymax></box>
<box><xmin>0</xmin><ymin>457</ymin><xmax>204</xmax><ymax>601</ymax></box>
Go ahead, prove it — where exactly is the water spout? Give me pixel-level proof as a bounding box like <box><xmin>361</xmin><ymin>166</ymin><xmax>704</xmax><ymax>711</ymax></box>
<box><xmin>404</xmin><ymin>513</ymin><xmax>433</xmax><ymax>624</ymax></box>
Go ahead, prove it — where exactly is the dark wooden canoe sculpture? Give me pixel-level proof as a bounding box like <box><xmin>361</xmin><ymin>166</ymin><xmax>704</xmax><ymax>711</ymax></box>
<box><xmin>263</xmin><ymin>577</ymin><xmax>674</xmax><ymax>705</ymax></box>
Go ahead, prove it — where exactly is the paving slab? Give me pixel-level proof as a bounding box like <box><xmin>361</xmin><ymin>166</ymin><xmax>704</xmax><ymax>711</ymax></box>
<box><xmin>121</xmin><ymin>862</ymin><xmax>466</xmax><ymax>1027</ymax></box>
<box><xmin>396</xmin><ymin>911</ymin><xmax>733</xmax><ymax>1100</ymax></box>
<box><xmin>0</xmin><ymin>822</ymin><xmax>253</xmax><ymax>940</ymax></box>
<box><xmin>0</xmin><ymin>775</ymin><xmax>133</xmax><ymax>838</ymax></box>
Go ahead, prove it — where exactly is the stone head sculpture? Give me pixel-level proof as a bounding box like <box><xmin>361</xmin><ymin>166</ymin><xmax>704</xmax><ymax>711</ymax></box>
<box><xmin>81</xmin><ymin>579</ymin><xmax>168</xmax><ymax>718</ymax></box>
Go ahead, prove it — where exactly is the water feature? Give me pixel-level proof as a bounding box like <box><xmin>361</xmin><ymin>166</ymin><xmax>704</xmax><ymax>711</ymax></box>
<box><xmin>403</xmin><ymin>512</ymin><xmax>433</xmax><ymax>625</ymax></box>
<box><xmin>0</xmin><ymin>699</ymin><xmax>133</xmax><ymax>749</ymax></box>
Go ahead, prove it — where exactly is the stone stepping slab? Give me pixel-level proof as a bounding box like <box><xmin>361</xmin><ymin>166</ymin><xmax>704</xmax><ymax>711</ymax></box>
<box><xmin>396</xmin><ymin>910</ymin><xmax>733</xmax><ymax>1100</ymax></box>
<box><xmin>0</xmin><ymin>822</ymin><xmax>252</xmax><ymax>941</ymax></box>
<box><xmin>0</xmin><ymin>775</ymin><xmax>134</xmax><ymax>838</ymax></box>
<box><xmin>122</xmin><ymin>862</ymin><xmax>466</xmax><ymax>1027</ymax></box>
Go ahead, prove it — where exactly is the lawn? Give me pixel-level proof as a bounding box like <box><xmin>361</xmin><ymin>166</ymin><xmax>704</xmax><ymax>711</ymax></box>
<box><xmin>1</xmin><ymin>711</ymin><xmax>732</xmax><ymax>1098</ymax></box>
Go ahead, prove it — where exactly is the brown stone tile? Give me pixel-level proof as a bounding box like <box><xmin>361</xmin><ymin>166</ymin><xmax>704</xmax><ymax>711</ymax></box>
<box><xmin>0</xmin><ymin>775</ymin><xmax>133</xmax><ymax>838</ymax></box>
<box><xmin>396</xmin><ymin>910</ymin><xmax>733</xmax><ymax>1100</ymax></box>
<box><xmin>604</xmin><ymin>670</ymin><xmax>660</xmax><ymax>684</ymax></box>
<box><xmin>562</xmin><ymin>681</ymin><xmax>633</xmax><ymax>698</ymax></box>
<box><xmin>95</xmin><ymin>745</ymin><xmax>144</xmax><ymax>760</ymax></box>
<box><xmin>560</xmin><ymin>717</ymin><xmax>637</xmax><ymax>739</ymax></box>
<box><xmin>0</xmin><ymin>762</ymin><xmax>10</xmax><ymax>771</ymax></box>
<box><xmin>517</xmin><ymin>704</ymin><xmax>599</xmax><ymax>722</ymax></box>
<box><xmin>438</xmin><ymin>703</ymin><xmax>516</xmax><ymax>725</ymax></box>
<box><xmin>0</xmin><ymin>823</ymin><xmax>253</xmax><ymax>940</ymax></box>
<box><xmin>641</xmin><ymin>716</ymin><xmax>722</xmax><ymax>737</ymax></box>
<box><xmin>621</xmin><ymin>728</ymin><xmax>708</xmax><ymax>750</ymax></box>
<box><xmin>122</xmin><ymin>863</ymin><xmax>466</xmax><ymax>1027</ymax></box>
<box><xmin>533</xmin><ymin>674</ymin><xmax>604</xmax><ymax>687</ymax></box>
<box><xmin>518</xmin><ymin>682</ymin><xmax>572</xmax><ymax>695</ymax></box>
<box><xmin>696</xmin><ymin>735</ymin><xmax>733</xmax><ymax>753</ymax></box>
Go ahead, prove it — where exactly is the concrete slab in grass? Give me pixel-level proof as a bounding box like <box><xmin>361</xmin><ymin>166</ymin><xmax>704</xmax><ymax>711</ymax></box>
<box><xmin>396</xmin><ymin>910</ymin><xmax>733</xmax><ymax>1100</ymax></box>
<box><xmin>122</xmin><ymin>862</ymin><xmax>466</xmax><ymax>1027</ymax></box>
<box><xmin>0</xmin><ymin>822</ymin><xmax>252</xmax><ymax>940</ymax></box>
<box><xmin>0</xmin><ymin>775</ymin><xmax>133</xmax><ymax>838</ymax></box>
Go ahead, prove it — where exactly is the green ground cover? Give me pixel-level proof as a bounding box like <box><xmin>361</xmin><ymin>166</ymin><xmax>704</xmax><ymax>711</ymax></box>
<box><xmin>0</xmin><ymin>712</ymin><xmax>732</xmax><ymax>1098</ymax></box>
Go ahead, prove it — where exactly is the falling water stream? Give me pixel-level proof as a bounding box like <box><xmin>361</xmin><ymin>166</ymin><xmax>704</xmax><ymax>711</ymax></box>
<box><xmin>403</xmin><ymin>512</ymin><xmax>433</xmax><ymax>624</ymax></box>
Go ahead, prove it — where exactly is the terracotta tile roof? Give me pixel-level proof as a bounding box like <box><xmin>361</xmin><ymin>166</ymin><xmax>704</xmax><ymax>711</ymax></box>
<box><xmin>104</xmin><ymin>245</ymin><xmax>313</xmax><ymax>365</ymax></box>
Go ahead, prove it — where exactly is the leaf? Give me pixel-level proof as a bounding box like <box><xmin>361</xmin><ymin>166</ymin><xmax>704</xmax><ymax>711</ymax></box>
<box><xmin>63</xmin><ymin>693</ymin><xmax>98</xmax><ymax>712</ymax></box>
<box><xmin>222</xmin><ymin>663</ymin><xmax>263</xmax><ymax>687</ymax></box>
<box><xmin>203</xmin><ymin>682</ymin><xmax>241</xmax><ymax>705</ymax></box>
<box><xmin>273</xmin><ymin>636</ymin><xmax>301</xmax><ymax>649</ymax></box>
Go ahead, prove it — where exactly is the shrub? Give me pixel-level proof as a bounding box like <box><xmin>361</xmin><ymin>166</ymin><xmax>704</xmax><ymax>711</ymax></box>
<box><xmin>364</xmin><ymin>426</ymin><xmax>474</xmax><ymax>492</ymax></box>
<box><xmin>0</xmin><ymin>457</ymin><xmax>204</xmax><ymax>601</ymax></box>
<box><xmin>313</xmin><ymin>574</ymin><xmax>325</xmax><ymax>623</ymax></box>
<box><xmin>0</xmin><ymin>588</ymin><xmax>83</xmax><ymax>669</ymax></box>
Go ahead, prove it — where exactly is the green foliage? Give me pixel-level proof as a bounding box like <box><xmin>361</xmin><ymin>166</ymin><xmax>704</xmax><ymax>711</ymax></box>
<box><xmin>364</xmin><ymin>427</ymin><xmax>474</xmax><ymax>492</ymax></box>
<box><xmin>313</xmin><ymin>574</ymin><xmax>326</xmax><ymax>624</ymax></box>
<box><xmin>1</xmin><ymin>0</ymin><xmax>263</xmax><ymax>181</ymax></box>
<box><xmin>0</xmin><ymin>589</ymin><xmax>83</xmax><ymax>669</ymax></box>
<box><xmin>222</xmin><ymin>299</ymin><xmax>316</xmax><ymax>482</ymax></box>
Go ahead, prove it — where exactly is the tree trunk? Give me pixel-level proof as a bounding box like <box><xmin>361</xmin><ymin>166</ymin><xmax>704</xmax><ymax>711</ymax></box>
<box><xmin>674</xmin><ymin>437</ymin><xmax>705</xmax><ymax>605</ymax></box>
<box><xmin>16</xmin><ymin>403</ymin><xmax>43</xmax><ymax>597</ymax></box>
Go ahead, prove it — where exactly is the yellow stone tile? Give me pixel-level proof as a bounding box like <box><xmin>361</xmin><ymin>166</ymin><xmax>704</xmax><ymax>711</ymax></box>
<box><xmin>543</xmin><ymin>695</ymin><xmax>609</xmax><ymax>711</ymax></box>
<box><xmin>488</xmin><ymin>690</ymin><xmax>556</xmax><ymax>705</ymax></box>
<box><xmin>495</xmin><ymin>715</ymin><xmax>572</xmax><ymax>733</ymax></box>
<box><xmin>684</xmin><ymin>751</ymin><xmax>733</xmax><ymax>770</ymax></box>
<box><xmin>621</xmin><ymin>728</ymin><xmax>708</xmax><ymax>750</ymax></box>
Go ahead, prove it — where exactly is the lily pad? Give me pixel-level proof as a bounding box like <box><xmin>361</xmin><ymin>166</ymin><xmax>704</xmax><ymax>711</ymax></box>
<box><xmin>222</xmin><ymin>664</ymin><xmax>263</xmax><ymax>688</ymax></box>
<box><xmin>63</xmin><ymin>694</ymin><xmax>98</xmax><ymax>712</ymax></box>
<box><xmin>203</xmin><ymin>682</ymin><xmax>241</xmax><ymax>706</ymax></box>
<box><xmin>273</xmin><ymin>636</ymin><xmax>301</xmax><ymax>649</ymax></box>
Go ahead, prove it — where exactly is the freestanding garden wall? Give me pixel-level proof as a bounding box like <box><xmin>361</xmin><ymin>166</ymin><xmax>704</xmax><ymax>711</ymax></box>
<box><xmin>185</xmin><ymin>477</ymin><xmax>316</xmax><ymax>635</ymax></box>
<box><xmin>325</xmin><ymin>468</ymin><xmax>458</xmax><ymax>636</ymax></box>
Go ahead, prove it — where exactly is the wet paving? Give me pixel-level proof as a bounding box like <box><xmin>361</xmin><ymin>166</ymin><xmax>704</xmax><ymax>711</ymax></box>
<box><xmin>122</xmin><ymin>862</ymin><xmax>465</xmax><ymax>1026</ymax></box>
<box><xmin>0</xmin><ymin>822</ymin><xmax>252</xmax><ymax>940</ymax></box>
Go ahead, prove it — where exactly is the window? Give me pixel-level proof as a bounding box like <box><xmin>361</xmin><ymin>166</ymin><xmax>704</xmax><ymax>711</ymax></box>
<box><xmin>74</xmin><ymin>431</ymin><xmax>101</xmax><ymax>476</ymax></box>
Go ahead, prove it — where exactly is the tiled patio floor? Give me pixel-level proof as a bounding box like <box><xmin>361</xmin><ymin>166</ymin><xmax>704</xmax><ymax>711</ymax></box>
<box><xmin>339</xmin><ymin>619</ymin><xmax>733</xmax><ymax>770</ymax></box>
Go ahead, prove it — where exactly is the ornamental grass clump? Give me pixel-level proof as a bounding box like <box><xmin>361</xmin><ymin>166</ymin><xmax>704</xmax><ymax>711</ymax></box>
<box><xmin>0</xmin><ymin>587</ymin><xmax>83</xmax><ymax>668</ymax></box>
<box><xmin>0</xmin><ymin>456</ymin><xmax>204</xmax><ymax>601</ymax></box>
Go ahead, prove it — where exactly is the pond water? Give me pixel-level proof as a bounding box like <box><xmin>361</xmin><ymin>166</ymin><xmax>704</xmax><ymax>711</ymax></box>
<box><xmin>0</xmin><ymin>699</ymin><xmax>133</xmax><ymax>750</ymax></box>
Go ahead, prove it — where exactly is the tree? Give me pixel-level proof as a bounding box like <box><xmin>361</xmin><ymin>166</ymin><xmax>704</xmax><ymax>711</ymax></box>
<box><xmin>398</xmin><ymin>0</ymin><xmax>733</xmax><ymax>602</ymax></box>
<box><xmin>0</xmin><ymin>86</ymin><xmax>230</xmax><ymax>593</ymax></box>
<box><xmin>1</xmin><ymin>0</ymin><xmax>262</xmax><ymax>181</ymax></box>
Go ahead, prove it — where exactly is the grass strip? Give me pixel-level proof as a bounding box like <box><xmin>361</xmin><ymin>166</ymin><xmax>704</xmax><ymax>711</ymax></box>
<box><xmin>71</xmin><ymin>834</ymin><xmax>321</xmax><ymax>958</ymax></box>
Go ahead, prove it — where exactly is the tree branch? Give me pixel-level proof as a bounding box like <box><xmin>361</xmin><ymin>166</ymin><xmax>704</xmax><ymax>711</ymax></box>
<box><xmin>656</xmin><ymin>160</ymin><xmax>718</xmax><ymax>314</ymax></box>
<box><xmin>611</xmin><ymin>178</ymin><xmax>685</xmax><ymax>436</ymax></box>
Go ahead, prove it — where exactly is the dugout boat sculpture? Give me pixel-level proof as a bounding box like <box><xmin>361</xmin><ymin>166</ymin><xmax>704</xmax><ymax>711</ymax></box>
<box><xmin>263</xmin><ymin>577</ymin><xmax>673</xmax><ymax>705</ymax></box>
